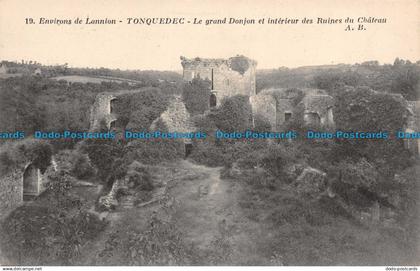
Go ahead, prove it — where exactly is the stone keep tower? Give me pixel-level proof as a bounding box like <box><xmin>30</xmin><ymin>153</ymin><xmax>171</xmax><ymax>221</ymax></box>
<box><xmin>180</xmin><ymin>55</ymin><xmax>257</xmax><ymax>107</ymax></box>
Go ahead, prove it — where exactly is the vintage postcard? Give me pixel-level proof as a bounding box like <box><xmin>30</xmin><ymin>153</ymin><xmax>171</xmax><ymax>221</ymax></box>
<box><xmin>0</xmin><ymin>0</ymin><xmax>419</xmax><ymax>269</ymax></box>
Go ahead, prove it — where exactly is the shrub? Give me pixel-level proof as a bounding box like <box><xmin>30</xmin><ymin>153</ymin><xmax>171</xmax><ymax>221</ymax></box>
<box><xmin>0</xmin><ymin>139</ymin><xmax>53</xmax><ymax>177</ymax></box>
<box><xmin>117</xmin><ymin>87</ymin><xmax>170</xmax><ymax>130</ymax></box>
<box><xmin>124</xmin><ymin>138</ymin><xmax>184</xmax><ymax>165</ymax></box>
<box><xmin>127</xmin><ymin>162</ymin><xmax>153</xmax><ymax>191</ymax></box>
<box><xmin>1</xmin><ymin>205</ymin><xmax>106</xmax><ymax>265</ymax></box>
<box><xmin>238</xmin><ymin>143</ymin><xmax>298</xmax><ymax>179</ymax></box>
<box><xmin>21</xmin><ymin>139</ymin><xmax>53</xmax><ymax>172</ymax></box>
<box><xmin>212</xmin><ymin>95</ymin><xmax>252</xmax><ymax>132</ymax></box>
<box><xmin>126</xmin><ymin>216</ymin><xmax>197</xmax><ymax>265</ymax></box>
<box><xmin>80</xmin><ymin>137</ymin><xmax>124</xmax><ymax>182</ymax></box>
<box><xmin>253</xmin><ymin>114</ymin><xmax>272</xmax><ymax>131</ymax></box>
<box><xmin>333</xmin><ymin>86</ymin><xmax>411</xmax><ymax>174</ymax></box>
<box><xmin>188</xmin><ymin>140</ymin><xmax>226</xmax><ymax>167</ymax></box>
<box><xmin>70</xmin><ymin>152</ymin><xmax>95</xmax><ymax>180</ymax></box>
<box><xmin>182</xmin><ymin>78</ymin><xmax>211</xmax><ymax>115</ymax></box>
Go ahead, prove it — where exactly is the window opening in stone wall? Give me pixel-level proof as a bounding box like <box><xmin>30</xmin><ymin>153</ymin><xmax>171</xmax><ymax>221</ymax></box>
<box><xmin>211</xmin><ymin>68</ymin><xmax>214</xmax><ymax>90</ymax></box>
<box><xmin>285</xmin><ymin>112</ymin><xmax>292</xmax><ymax>122</ymax></box>
<box><xmin>210</xmin><ymin>93</ymin><xmax>217</xmax><ymax>108</ymax></box>
<box><xmin>307</xmin><ymin>112</ymin><xmax>321</xmax><ymax>125</ymax></box>
<box><xmin>185</xmin><ymin>143</ymin><xmax>193</xmax><ymax>158</ymax></box>
<box><xmin>110</xmin><ymin>98</ymin><xmax>117</xmax><ymax>114</ymax></box>
<box><xmin>23</xmin><ymin>164</ymin><xmax>38</xmax><ymax>201</ymax></box>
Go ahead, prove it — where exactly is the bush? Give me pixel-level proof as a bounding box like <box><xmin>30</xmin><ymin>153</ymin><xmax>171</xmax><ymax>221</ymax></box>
<box><xmin>70</xmin><ymin>152</ymin><xmax>95</xmax><ymax>180</ymax></box>
<box><xmin>80</xmin><ymin>137</ymin><xmax>124</xmax><ymax>182</ymax></box>
<box><xmin>21</xmin><ymin>139</ymin><xmax>53</xmax><ymax>172</ymax></box>
<box><xmin>0</xmin><ymin>205</ymin><xmax>106</xmax><ymax>265</ymax></box>
<box><xmin>126</xmin><ymin>216</ymin><xmax>197</xmax><ymax>265</ymax></box>
<box><xmin>212</xmin><ymin>95</ymin><xmax>252</xmax><ymax>132</ymax></box>
<box><xmin>237</xmin><ymin>143</ymin><xmax>298</xmax><ymax>179</ymax></box>
<box><xmin>117</xmin><ymin>87</ymin><xmax>170</xmax><ymax>130</ymax></box>
<box><xmin>332</xmin><ymin>86</ymin><xmax>410</xmax><ymax>174</ymax></box>
<box><xmin>127</xmin><ymin>162</ymin><xmax>153</xmax><ymax>191</ymax></box>
<box><xmin>253</xmin><ymin>114</ymin><xmax>272</xmax><ymax>131</ymax></box>
<box><xmin>189</xmin><ymin>140</ymin><xmax>226</xmax><ymax>167</ymax></box>
<box><xmin>182</xmin><ymin>78</ymin><xmax>211</xmax><ymax>115</ymax></box>
<box><xmin>0</xmin><ymin>139</ymin><xmax>53</xmax><ymax>177</ymax></box>
<box><xmin>124</xmin><ymin>138</ymin><xmax>184</xmax><ymax>165</ymax></box>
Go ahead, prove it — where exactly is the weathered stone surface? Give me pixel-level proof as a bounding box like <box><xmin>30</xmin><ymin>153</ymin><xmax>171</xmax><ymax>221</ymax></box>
<box><xmin>89</xmin><ymin>93</ymin><xmax>118</xmax><ymax>130</ymax></box>
<box><xmin>301</xmin><ymin>94</ymin><xmax>335</xmax><ymax>127</ymax></box>
<box><xmin>250</xmin><ymin>94</ymin><xmax>277</xmax><ymax>130</ymax></box>
<box><xmin>181</xmin><ymin>55</ymin><xmax>257</xmax><ymax>103</ymax></box>
<box><xmin>150</xmin><ymin>95</ymin><xmax>194</xmax><ymax>133</ymax></box>
<box><xmin>0</xmin><ymin>169</ymin><xmax>23</xmax><ymax>217</ymax></box>
<box><xmin>250</xmin><ymin>88</ymin><xmax>335</xmax><ymax>130</ymax></box>
<box><xmin>404</xmin><ymin>100</ymin><xmax>420</xmax><ymax>156</ymax></box>
<box><xmin>0</xmin><ymin>161</ymin><xmax>55</xmax><ymax>217</ymax></box>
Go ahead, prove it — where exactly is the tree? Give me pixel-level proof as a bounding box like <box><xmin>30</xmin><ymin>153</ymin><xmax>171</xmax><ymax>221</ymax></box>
<box><xmin>181</xmin><ymin>78</ymin><xmax>211</xmax><ymax>115</ymax></box>
<box><xmin>212</xmin><ymin>95</ymin><xmax>252</xmax><ymax>132</ymax></box>
<box><xmin>333</xmin><ymin>86</ymin><xmax>412</xmax><ymax>174</ymax></box>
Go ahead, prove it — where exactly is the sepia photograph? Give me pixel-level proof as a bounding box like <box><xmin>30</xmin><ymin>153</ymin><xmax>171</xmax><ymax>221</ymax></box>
<box><xmin>0</xmin><ymin>0</ymin><xmax>419</xmax><ymax>269</ymax></box>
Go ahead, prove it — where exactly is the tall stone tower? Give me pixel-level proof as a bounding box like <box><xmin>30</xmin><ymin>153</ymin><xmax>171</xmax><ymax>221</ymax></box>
<box><xmin>180</xmin><ymin>55</ymin><xmax>257</xmax><ymax>107</ymax></box>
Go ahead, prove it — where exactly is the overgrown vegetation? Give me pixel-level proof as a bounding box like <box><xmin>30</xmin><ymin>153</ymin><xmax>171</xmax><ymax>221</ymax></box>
<box><xmin>0</xmin><ymin>58</ymin><xmax>418</xmax><ymax>265</ymax></box>
<box><xmin>181</xmin><ymin>78</ymin><xmax>211</xmax><ymax>115</ymax></box>
<box><xmin>0</xmin><ymin>170</ymin><xmax>107</xmax><ymax>265</ymax></box>
<box><xmin>258</xmin><ymin>58</ymin><xmax>419</xmax><ymax>100</ymax></box>
<box><xmin>0</xmin><ymin>139</ymin><xmax>53</xmax><ymax>177</ymax></box>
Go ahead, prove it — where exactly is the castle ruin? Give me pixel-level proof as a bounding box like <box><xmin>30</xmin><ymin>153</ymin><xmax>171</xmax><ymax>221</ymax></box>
<box><xmin>89</xmin><ymin>93</ymin><xmax>119</xmax><ymax>131</ymax></box>
<box><xmin>181</xmin><ymin>56</ymin><xmax>335</xmax><ymax>130</ymax></box>
<box><xmin>180</xmin><ymin>55</ymin><xmax>257</xmax><ymax>107</ymax></box>
<box><xmin>250</xmin><ymin>88</ymin><xmax>335</xmax><ymax>130</ymax></box>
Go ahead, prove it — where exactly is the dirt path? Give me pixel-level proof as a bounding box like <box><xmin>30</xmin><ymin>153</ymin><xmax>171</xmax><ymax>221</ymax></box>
<box><xmin>76</xmin><ymin>160</ymin><xmax>269</xmax><ymax>265</ymax></box>
<box><xmin>167</xmin><ymin>160</ymin><xmax>268</xmax><ymax>265</ymax></box>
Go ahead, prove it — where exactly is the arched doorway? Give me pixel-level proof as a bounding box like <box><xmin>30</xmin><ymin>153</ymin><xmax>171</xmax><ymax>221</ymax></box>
<box><xmin>110</xmin><ymin>98</ymin><xmax>117</xmax><ymax>114</ymax></box>
<box><xmin>23</xmin><ymin>164</ymin><xmax>39</xmax><ymax>201</ymax></box>
<box><xmin>210</xmin><ymin>93</ymin><xmax>217</xmax><ymax>108</ymax></box>
<box><xmin>305</xmin><ymin>112</ymin><xmax>321</xmax><ymax>125</ymax></box>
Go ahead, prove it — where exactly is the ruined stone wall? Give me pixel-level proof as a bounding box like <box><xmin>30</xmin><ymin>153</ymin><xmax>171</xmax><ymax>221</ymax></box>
<box><xmin>250</xmin><ymin>88</ymin><xmax>335</xmax><ymax>130</ymax></box>
<box><xmin>250</xmin><ymin>94</ymin><xmax>277</xmax><ymax>130</ymax></box>
<box><xmin>0</xmin><ymin>169</ymin><xmax>23</xmax><ymax>217</ymax></box>
<box><xmin>407</xmin><ymin>101</ymin><xmax>419</xmax><ymax>129</ymax></box>
<box><xmin>89</xmin><ymin>93</ymin><xmax>117</xmax><ymax>130</ymax></box>
<box><xmin>0</xmin><ymin>159</ymin><xmax>56</xmax><ymax>217</ymax></box>
<box><xmin>212</xmin><ymin>62</ymin><xmax>256</xmax><ymax>101</ymax></box>
<box><xmin>301</xmin><ymin>94</ymin><xmax>335</xmax><ymax>127</ymax></box>
<box><xmin>181</xmin><ymin>56</ymin><xmax>257</xmax><ymax>103</ymax></box>
<box><xmin>405</xmin><ymin>101</ymin><xmax>420</xmax><ymax>156</ymax></box>
<box><xmin>150</xmin><ymin>96</ymin><xmax>195</xmax><ymax>133</ymax></box>
<box><xmin>276</xmin><ymin>99</ymin><xmax>295</xmax><ymax>128</ymax></box>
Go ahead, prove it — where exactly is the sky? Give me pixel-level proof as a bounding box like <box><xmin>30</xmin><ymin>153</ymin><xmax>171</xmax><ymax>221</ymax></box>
<box><xmin>0</xmin><ymin>0</ymin><xmax>419</xmax><ymax>70</ymax></box>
